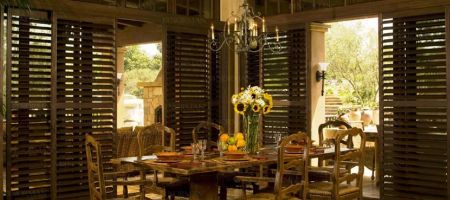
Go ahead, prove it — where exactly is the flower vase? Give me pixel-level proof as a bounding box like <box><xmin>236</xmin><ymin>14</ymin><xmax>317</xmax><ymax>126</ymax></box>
<box><xmin>244</xmin><ymin>114</ymin><xmax>259</xmax><ymax>154</ymax></box>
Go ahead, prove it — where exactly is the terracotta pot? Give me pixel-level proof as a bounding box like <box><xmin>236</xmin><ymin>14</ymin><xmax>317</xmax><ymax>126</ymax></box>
<box><xmin>348</xmin><ymin>110</ymin><xmax>361</xmax><ymax>121</ymax></box>
<box><xmin>361</xmin><ymin>110</ymin><xmax>372</xmax><ymax>126</ymax></box>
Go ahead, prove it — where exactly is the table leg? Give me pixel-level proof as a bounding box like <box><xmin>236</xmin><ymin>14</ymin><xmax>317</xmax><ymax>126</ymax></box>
<box><xmin>139</xmin><ymin>169</ymin><xmax>146</xmax><ymax>200</ymax></box>
<box><xmin>190</xmin><ymin>172</ymin><xmax>218</xmax><ymax>200</ymax></box>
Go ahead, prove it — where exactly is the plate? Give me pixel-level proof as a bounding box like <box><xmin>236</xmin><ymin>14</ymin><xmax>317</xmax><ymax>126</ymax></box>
<box><xmin>284</xmin><ymin>152</ymin><xmax>303</xmax><ymax>157</ymax></box>
<box><xmin>223</xmin><ymin>158</ymin><xmax>250</xmax><ymax>162</ymax></box>
<box><xmin>154</xmin><ymin>160</ymin><xmax>181</xmax><ymax>163</ymax></box>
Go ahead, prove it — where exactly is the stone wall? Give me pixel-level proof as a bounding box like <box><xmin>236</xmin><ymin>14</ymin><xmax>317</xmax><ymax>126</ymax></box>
<box><xmin>138</xmin><ymin>71</ymin><xmax>163</xmax><ymax>126</ymax></box>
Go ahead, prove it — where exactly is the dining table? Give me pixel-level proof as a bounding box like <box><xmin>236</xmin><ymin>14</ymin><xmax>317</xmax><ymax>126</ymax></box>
<box><xmin>111</xmin><ymin>147</ymin><xmax>353</xmax><ymax>200</ymax></box>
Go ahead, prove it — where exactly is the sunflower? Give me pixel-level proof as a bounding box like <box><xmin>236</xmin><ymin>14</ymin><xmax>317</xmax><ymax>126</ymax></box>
<box><xmin>264</xmin><ymin>93</ymin><xmax>273</xmax><ymax>107</ymax></box>
<box><xmin>263</xmin><ymin>105</ymin><xmax>271</xmax><ymax>115</ymax></box>
<box><xmin>252</xmin><ymin>104</ymin><xmax>261</xmax><ymax>112</ymax></box>
<box><xmin>234</xmin><ymin>103</ymin><xmax>247</xmax><ymax>115</ymax></box>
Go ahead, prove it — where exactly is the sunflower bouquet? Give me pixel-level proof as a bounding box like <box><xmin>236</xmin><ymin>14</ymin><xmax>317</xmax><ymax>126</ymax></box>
<box><xmin>231</xmin><ymin>86</ymin><xmax>273</xmax><ymax>154</ymax></box>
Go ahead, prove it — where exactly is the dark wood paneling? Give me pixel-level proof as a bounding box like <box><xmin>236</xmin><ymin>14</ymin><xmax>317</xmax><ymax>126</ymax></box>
<box><xmin>381</xmin><ymin>12</ymin><xmax>448</xmax><ymax>200</ymax></box>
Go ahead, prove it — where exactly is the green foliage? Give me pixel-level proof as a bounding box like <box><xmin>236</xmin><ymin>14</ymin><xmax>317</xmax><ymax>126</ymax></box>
<box><xmin>124</xmin><ymin>45</ymin><xmax>162</xmax><ymax>98</ymax></box>
<box><xmin>124</xmin><ymin>45</ymin><xmax>161</xmax><ymax>71</ymax></box>
<box><xmin>325</xmin><ymin>20</ymin><xmax>379</xmax><ymax>109</ymax></box>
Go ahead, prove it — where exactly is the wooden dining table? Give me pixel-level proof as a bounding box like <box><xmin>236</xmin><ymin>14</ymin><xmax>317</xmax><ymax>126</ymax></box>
<box><xmin>111</xmin><ymin>147</ymin><xmax>352</xmax><ymax>200</ymax></box>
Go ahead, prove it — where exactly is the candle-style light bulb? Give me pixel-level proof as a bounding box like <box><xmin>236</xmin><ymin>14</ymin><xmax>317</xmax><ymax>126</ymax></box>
<box><xmin>262</xmin><ymin>17</ymin><xmax>266</xmax><ymax>33</ymax></box>
<box><xmin>234</xmin><ymin>18</ymin><xmax>237</xmax><ymax>32</ymax></box>
<box><xmin>211</xmin><ymin>24</ymin><xmax>215</xmax><ymax>40</ymax></box>
<box><xmin>227</xmin><ymin>21</ymin><xmax>230</xmax><ymax>35</ymax></box>
<box><xmin>254</xmin><ymin>24</ymin><xmax>258</xmax><ymax>37</ymax></box>
<box><xmin>276</xmin><ymin>26</ymin><xmax>279</xmax><ymax>42</ymax></box>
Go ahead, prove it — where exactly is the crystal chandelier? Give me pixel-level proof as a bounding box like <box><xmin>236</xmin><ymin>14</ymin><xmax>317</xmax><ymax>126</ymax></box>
<box><xmin>209</xmin><ymin>0</ymin><xmax>281</xmax><ymax>53</ymax></box>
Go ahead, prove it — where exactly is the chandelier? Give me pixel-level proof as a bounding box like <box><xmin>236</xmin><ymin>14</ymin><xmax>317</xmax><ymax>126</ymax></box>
<box><xmin>208</xmin><ymin>0</ymin><xmax>281</xmax><ymax>53</ymax></box>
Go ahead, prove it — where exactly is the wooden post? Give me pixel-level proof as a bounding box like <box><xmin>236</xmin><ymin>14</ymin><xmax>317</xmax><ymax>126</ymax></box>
<box><xmin>446</xmin><ymin>6</ymin><xmax>450</xmax><ymax>199</ymax></box>
<box><xmin>50</xmin><ymin>12</ymin><xmax>58</xmax><ymax>200</ymax></box>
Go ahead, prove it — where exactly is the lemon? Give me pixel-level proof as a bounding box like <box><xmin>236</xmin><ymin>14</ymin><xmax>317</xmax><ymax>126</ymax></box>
<box><xmin>219</xmin><ymin>133</ymin><xmax>229</xmax><ymax>142</ymax></box>
<box><xmin>236</xmin><ymin>139</ymin><xmax>246</xmax><ymax>148</ymax></box>
<box><xmin>228</xmin><ymin>145</ymin><xmax>238</xmax><ymax>152</ymax></box>
<box><xmin>220</xmin><ymin>142</ymin><xmax>228</xmax><ymax>151</ymax></box>
<box><xmin>235</xmin><ymin>132</ymin><xmax>244</xmax><ymax>140</ymax></box>
<box><xmin>227</xmin><ymin>137</ymin><xmax>237</xmax><ymax>145</ymax></box>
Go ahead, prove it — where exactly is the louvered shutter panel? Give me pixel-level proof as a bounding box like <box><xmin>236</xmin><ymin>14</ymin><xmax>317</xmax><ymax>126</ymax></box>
<box><xmin>246</xmin><ymin>51</ymin><xmax>261</xmax><ymax>87</ymax></box>
<box><xmin>165</xmin><ymin>31</ymin><xmax>211</xmax><ymax>147</ymax></box>
<box><xmin>6</xmin><ymin>13</ymin><xmax>53</xmax><ymax>200</ymax></box>
<box><xmin>211</xmin><ymin>32</ymin><xmax>222</xmax><ymax>125</ymax></box>
<box><xmin>245</xmin><ymin>29</ymin><xmax>307</xmax><ymax>145</ymax></box>
<box><xmin>381</xmin><ymin>12</ymin><xmax>448</xmax><ymax>199</ymax></box>
<box><xmin>56</xmin><ymin>19</ymin><xmax>116</xmax><ymax>199</ymax></box>
<box><xmin>5</xmin><ymin>12</ymin><xmax>116</xmax><ymax>199</ymax></box>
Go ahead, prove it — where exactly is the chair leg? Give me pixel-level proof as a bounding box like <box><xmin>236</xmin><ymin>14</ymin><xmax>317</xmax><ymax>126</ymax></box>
<box><xmin>371</xmin><ymin>153</ymin><xmax>376</xmax><ymax>180</ymax></box>
<box><xmin>123</xmin><ymin>176</ymin><xmax>128</xmax><ymax>198</ymax></box>
<box><xmin>219</xmin><ymin>186</ymin><xmax>227</xmax><ymax>200</ymax></box>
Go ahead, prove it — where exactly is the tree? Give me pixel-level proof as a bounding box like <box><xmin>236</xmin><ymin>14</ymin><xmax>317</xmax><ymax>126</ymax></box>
<box><xmin>124</xmin><ymin>45</ymin><xmax>162</xmax><ymax>98</ymax></box>
<box><xmin>325</xmin><ymin>20</ymin><xmax>379</xmax><ymax>108</ymax></box>
<box><xmin>124</xmin><ymin>45</ymin><xmax>161</xmax><ymax>71</ymax></box>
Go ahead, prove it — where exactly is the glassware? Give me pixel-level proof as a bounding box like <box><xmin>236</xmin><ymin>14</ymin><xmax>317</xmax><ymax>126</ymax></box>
<box><xmin>217</xmin><ymin>140</ymin><xmax>224</xmax><ymax>157</ymax></box>
<box><xmin>200</xmin><ymin>140</ymin><xmax>207</xmax><ymax>160</ymax></box>
<box><xmin>191</xmin><ymin>143</ymin><xmax>198</xmax><ymax>161</ymax></box>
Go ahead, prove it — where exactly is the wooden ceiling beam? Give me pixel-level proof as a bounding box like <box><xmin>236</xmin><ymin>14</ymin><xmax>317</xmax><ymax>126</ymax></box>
<box><xmin>266</xmin><ymin>0</ymin><xmax>450</xmax><ymax>25</ymax></box>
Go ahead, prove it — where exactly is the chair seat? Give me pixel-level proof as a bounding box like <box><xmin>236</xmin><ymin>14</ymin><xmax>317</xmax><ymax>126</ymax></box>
<box><xmin>309</xmin><ymin>182</ymin><xmax>360</xmax><ymax>197</ymax></box>
<box><xmin>245</xmin><ymin>192</ymin><xmax>301</xmax><ymax>200</ymax></box>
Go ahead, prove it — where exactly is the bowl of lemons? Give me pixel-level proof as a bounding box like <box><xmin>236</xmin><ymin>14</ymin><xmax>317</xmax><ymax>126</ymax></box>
<box><xmin>218</xmin><ymin>132</ymin><xmax>246</xmax><ymax>153</ymax></box>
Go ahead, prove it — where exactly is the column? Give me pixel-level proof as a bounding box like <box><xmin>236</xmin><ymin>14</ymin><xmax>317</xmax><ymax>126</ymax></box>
<box><xmin>309</xmin><ymin>23</ymin><xmax>329</xmax><ymax>142</ymax></box>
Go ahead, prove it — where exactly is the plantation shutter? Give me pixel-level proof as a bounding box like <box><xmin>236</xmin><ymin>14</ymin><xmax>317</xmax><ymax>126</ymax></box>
<box><xmin>165</xmin><ymin>31</ymin><xmax>211</xmax><ymax>147</ymax></box>
<box><xmin>6</xmin><ymin>11</ymin><xmax>53</xmax><ymax>200</ymax></box>
<box><xmin>380</xmin><ymin>12</ymin><xmax>449</xmax><ymax>199</ymax></box>
<box><xmin>245</xmin><ymin>28</ymin><xmax>308</xmax><ymax>145</ymax></box>
<box><xmin>5</xmin><ymin>9</ymin><xmax>116</xmax><ymax>199</ymax></box>
<box><xmin>55</xmin><ymin>18</ymin><xmax>116</xmax><ymax>199</ymax></box>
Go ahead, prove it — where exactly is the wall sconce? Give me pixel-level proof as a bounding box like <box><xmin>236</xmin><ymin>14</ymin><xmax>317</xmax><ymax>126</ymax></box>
<box><xmin>316</xmin><ymin>62</ymin><xmax>329</xmax><ymax>96</ymax></box>
<box><xmin>117</xmin><ymin>72</ymin><xmax>123</xmax><ymax>95</ymax></box>
<box><xmin>117</xmin><ymin>72</ymin><xmax>123</xmax><ymax>85</ymax></box>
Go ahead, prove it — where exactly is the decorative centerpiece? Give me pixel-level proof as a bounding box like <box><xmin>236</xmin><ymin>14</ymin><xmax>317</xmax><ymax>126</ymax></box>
<box><xmin>231</xmin><ymin>86</ymin><xmax>273</xmax><ymax>154</ymax></box>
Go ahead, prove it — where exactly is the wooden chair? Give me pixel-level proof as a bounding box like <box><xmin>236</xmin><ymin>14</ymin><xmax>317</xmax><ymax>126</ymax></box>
<box><xmin>192</xmin><ymin>121</ymin><xmax>225</xmax><ymax>149</ymax></box>
<box><xmin>137</xmin><ymin>123</ymin><xmax>189</xmax><ymax>200</ymax></box>
<box><xmin>318</xmin><ymin>120</ymin><xmax>353</xmax><ymax>148</ymax></box>
<box><xmin>86</xmin><ymin>133</ymin><xmax>147</xmax><ymax>200</ymax></box>
<box><xmin>308</xmin><ymin>128</ymin><xmax>366</xmax><ymax>200</ymax></box>
<box><xmin>235</xmin><ymin>132</ymin><xmax>310</xmax><ymax>200</ymax></box>
<box><xmin>137</xmin><ymin>123</ymin><xmax>176</xmax><ymax>156</ymax></box>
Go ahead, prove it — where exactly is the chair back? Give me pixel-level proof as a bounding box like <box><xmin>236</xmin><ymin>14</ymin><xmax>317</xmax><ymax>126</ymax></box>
<box><xmin>192</xmin><ymin>121</ymin><xmax>224</xmax><ymax>148</ymax></box>
<box><xmin>333</xmin><ymin>128</ymin><xmax>366</xmax><ymax>195</ymax></box>
<box><xmin>274</xmin><ymin>132</ymin><xmax>310</xmax><ymax>200</ymax></box>
<box><xmin>318</xmin><ymin>120</ymin><xmax>353</xmax><ymax>148</ymax></box>
<box><xmin>137</xmin><ymin>123</ymin><xmax>176</xmax><ymax>156</ymax></box>
<box><xmin>86</xmin><ymin>134</ymin><xmax>106</xmax><ymax>200</ymax></box>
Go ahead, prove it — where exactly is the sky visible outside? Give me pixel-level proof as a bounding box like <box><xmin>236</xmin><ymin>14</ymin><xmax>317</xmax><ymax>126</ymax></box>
<box><xmin>139</xmin><ymin>43</ymin><xmax>161</xmax><ymax>57</ymax></box>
